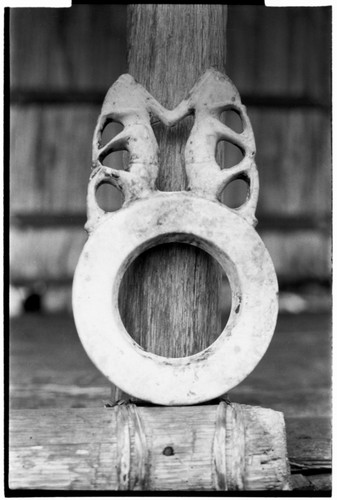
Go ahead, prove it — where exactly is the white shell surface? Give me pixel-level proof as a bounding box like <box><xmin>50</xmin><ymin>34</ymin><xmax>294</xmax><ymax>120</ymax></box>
<box><xmin>72</xmin><ymin>192</ymin><xmax>278</xmax><ymax>406</ymax></box>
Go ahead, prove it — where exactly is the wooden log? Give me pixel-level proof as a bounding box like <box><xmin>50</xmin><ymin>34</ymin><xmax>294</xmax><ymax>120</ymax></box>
<box><xmin>114</xmin><ymin>6</ymin><xmax>228</xmax><ymax>385</ymax></box>
<box><xmin>8</xmin><ymin>403</ymin><xmax>290</xmax><ymax>491</ymax></box>
<box><xmin>10</xmin><ymin>411</ymin><xmax>331</xmax><ymax>491</ymax></box>
<box><xmin>227</xmin><ymin>6</ymin><xmax>331</xmax><ymax>103</ymax></box>
<box><xmin>10</xmin><ymin>6</ymin><xmax>127</xmax><ymax>91</ymax></box>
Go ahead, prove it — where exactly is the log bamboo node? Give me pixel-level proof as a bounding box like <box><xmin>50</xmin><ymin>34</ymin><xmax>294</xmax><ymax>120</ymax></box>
<box><xmin>116</xmin><ymin>404</ymin><xmax>148</xmax><ymax>490</ymax></box>
<box><xmin>213</xmin><ymin>401</ymin><xmax>245</xmax><ymax>490</ymax></box>
<box><xmin>9</xmin><ymin>403</ymin><xmax>291</xmax><ymax>490</ymax></box>
<box><xmin>72</xmin><ymin>68</ymin><xmax>279</xmax><ymax>406</ymax></box>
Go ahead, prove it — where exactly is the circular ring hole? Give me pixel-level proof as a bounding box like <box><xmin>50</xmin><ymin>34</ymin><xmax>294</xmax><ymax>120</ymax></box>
<box><xmin>220</xmin><ymin>109</ymin><xmax>243</xmax><ymax>134</ymax></box>
<box><xmin>118</xmin><ymin>241</ymin><xmax>232</xmax><ymax>357</ymax></box>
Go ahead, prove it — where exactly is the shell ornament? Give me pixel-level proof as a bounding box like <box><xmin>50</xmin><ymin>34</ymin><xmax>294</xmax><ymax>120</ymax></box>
<box><xmin>72</xmin><ymin>69</ymin><xmax>278</xmax><ymax>406</ymax></box>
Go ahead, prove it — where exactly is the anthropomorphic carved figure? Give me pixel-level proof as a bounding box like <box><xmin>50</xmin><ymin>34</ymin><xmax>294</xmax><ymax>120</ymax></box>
<box><xmin>87</xmin><ymin>69</ymin><xmax>259</xmax><ymax>232</ymax></box>
<box><xmin>182</xmin><ymin>69</ymin><xmax>259</xmax><ymax>225</ymax></box>
<box><xmin>92</xmin><ymin>74</ymin><xmax>189</xmax><ymax>202</ymax></box>
<box><xmin>87</xmin><ymin>74</ymin><xmax>189</xmax><ymax>231</ymax></box>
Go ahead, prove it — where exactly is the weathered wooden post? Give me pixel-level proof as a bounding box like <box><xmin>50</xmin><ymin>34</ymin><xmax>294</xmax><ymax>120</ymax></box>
<box><xmin>118</xmin><ymin>5</ymin><xmax>227</xmax><ymax>379</ymax></box>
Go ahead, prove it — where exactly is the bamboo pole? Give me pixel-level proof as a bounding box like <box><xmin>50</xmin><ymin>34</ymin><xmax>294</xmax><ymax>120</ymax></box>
<box><xmin>117</xmin><ymin>4</ymin><xmax>228</xmax><ymax>400</ymax></box>
<box><xmin>9</xmin><ymin>403</ymin><xmax>293</xmax><ymax>491</ymax></box>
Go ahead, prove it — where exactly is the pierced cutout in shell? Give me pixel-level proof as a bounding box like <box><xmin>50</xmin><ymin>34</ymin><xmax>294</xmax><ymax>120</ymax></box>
<box><xmin>88</xmin><ymin>68</ymin><xmax>259</xmax><ymax>233</ymax></box>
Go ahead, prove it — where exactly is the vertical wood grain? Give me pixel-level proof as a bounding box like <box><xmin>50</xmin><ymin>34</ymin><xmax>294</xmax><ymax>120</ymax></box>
<box><xmin>227</xmin><ymin>6</ymin><xmax>331</xmax><ymax>101</ymax></box>
<box><xmin>10</xmin><ymin>6</ymin><xmax>127</xmax><ymax>90</ymax></box>
<box><xmin>117</xmin><ymin>6</ymin><xmax>227</xmax><ymax>384</ymax></box>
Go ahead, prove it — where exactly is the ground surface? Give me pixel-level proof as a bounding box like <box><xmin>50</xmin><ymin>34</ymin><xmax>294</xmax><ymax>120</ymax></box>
<box><xmin>9</xmin><ymin>312</ymin><xmax>331</xmax><ymax>416</ymax></box>
<box><xmin>9</xmin><ymin>312</ymin><xmax>332</xmax><ymax>491</ymax></box>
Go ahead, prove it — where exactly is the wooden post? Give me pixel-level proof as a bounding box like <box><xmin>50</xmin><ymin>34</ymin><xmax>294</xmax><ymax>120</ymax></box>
<box><xmin>117</xmin><ymin>5</ymin><xmax>228</xmax><ymax>399</ymax></box>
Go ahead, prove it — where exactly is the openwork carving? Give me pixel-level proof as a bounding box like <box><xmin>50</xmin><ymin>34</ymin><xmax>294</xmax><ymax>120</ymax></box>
<box><xmin>73</xmin><ymin>69</ymin><xmax>278</xmax><ymax>406</ymax></box>
<box><xmin>87</xmin><ymin>68</ymin><xmax>258</xmax><ymax>232</ymax></box>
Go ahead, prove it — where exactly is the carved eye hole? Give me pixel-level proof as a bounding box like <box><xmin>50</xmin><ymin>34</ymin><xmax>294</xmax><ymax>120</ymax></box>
<box><xmin>215</xmin><ymin>108</ymin><xmax>245</xmax><ymax>169</ymax></box>
<box><xmin>96</xmin><ymin>182</ymin><xmax>124</xmax><ymax>213</ymax></box>
<box><xmin>216</xmin><ymin>141</ymin><xmax>244</xmax><ymax>170</ymax></box>
<box><xmin>99</xmin><ymin>120</ymin><xmax>130</xmax><ymax>170</ymax></box>
<box><xmin>100</xmin><ymin>121</ymin><xmax>123</xmax><ymax>147</ymax></box>
<box><xmin>220</xmin><ymin>109</ymin><xmax>243</xmax><ymax>133</ymax></box>
<box><xmin>220</xmin><ymin>175</ymin><xmax>250</xmax><ymax>209</ymax></box>
<box><xmin>101</xmin><ymin>150</ymin><xmax>130</xmax><ymax>170</ymax></box>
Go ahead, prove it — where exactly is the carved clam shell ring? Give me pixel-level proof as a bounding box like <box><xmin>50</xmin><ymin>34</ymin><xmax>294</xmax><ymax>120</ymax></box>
<box><xmin>73</xmin><ymin>191</ymin><xmax>278</xmax><ymax>406</ymax></box>
<box><xmin>73</xmin><ymin>70</ymin><xmax>278</xmax><ymax>405</ymax></box>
